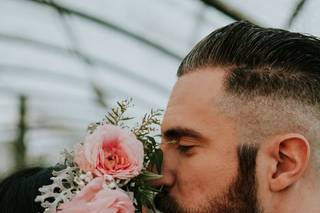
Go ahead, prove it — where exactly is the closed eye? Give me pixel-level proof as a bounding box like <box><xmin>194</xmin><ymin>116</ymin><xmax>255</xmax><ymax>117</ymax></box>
<box><xmin>177</xmin><ymin>145</ymin><xmax>195</xmax><ymax>153</ymax></box>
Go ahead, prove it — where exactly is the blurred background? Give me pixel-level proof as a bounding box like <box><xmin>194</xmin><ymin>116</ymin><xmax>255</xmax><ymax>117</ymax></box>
<box><xmin>0</xmin><ymin>0</ymin><xmax>319</xmax><ymax>177</ymax></box>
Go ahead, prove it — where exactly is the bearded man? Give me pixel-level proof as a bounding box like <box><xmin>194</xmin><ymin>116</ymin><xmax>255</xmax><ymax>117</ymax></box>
<box><xmin>153</xmin><ymin>21</ymin><xmax>320</xmax><ymax>213</ymax></box>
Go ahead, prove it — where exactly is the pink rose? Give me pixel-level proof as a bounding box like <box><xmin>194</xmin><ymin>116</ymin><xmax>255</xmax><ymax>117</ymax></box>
<box><xmin>74</xmin><ymin>124</ymin><xmax>144</xmax><ymax>179</ymax></box>
<box><xmin>58</xmin><ymin>177</ymin><xmax>135</xmax><ymax>213</ymax></box>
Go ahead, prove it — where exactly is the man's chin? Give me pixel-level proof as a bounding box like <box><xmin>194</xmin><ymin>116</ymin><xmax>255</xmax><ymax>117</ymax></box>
<box><xmin>154</xmin><ymin>192</ymin><xmax>186</xmax><ymax>213</ymax></box>
<box><xmin>154</xmin><ymin>193</ymin><xmax>216</xmax><ymax>213</ymax></box>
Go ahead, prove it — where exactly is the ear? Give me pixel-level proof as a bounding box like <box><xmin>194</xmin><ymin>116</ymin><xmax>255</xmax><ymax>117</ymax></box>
<box><xmin>268</xmin><ymin>134</ymin><xmax>310</xmax><ymax>192</ymax></box>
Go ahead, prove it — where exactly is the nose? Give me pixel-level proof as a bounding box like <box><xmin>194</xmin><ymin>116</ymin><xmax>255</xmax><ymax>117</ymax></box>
<box><xmin>151</xmin><ymin>143</ymin><xmax>176</xmax><ymax>188</ymax></box>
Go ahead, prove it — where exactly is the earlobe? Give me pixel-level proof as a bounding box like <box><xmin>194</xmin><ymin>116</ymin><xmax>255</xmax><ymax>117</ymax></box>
<box><xmin>269</xmin><ymin>134</ymin><xmax>310</xmax><ymax>192</ymax></box>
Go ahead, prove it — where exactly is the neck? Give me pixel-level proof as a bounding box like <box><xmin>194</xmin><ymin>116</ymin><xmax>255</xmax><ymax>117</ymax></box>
<box><xmin>267</xmin><ymin>179</ymin><xmax>320</xmax><ymax>213</ymax></box>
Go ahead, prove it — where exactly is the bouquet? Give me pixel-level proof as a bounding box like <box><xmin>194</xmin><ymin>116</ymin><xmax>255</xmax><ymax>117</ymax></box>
<box><xmin>35</xmin><ymin>100</ymin><xmax>163</xmax><ymax>213</ymax></box>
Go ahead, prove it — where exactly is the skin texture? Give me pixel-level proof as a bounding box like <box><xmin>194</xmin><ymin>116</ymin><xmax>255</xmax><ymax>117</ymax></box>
<box><xmin>153</xmin><ymin>68</ymin><xmax>320</xmax><ymax>213</ymax></box>
<box><xmin>156</xmin><ymin>69</ymin><xmax>239</xmax><ymax>211</ymax></box>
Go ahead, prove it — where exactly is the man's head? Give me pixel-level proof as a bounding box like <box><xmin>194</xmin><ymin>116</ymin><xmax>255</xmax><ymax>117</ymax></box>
<box><xmin>154</xmin><ymin>21</ymin><xmax>320</xmax><ymax>213</ymax></box>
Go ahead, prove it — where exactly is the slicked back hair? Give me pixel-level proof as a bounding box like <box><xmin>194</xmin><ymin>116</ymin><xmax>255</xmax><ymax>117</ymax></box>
<box><xmin>178</xmin><ymin>21</ymin><xmax>320</xmax><ymax>106</ymax></box>
<box><xmin>177</xmin><ymin>21</ymin><xmax>320</xmax><ymax>168</ymax></box>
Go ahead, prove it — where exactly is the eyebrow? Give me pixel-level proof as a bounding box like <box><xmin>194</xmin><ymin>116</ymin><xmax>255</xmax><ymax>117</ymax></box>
<box><xmin>162</xmin><ymin>127</ymin><xmax>206</xmax><ymax>141</ymax></box>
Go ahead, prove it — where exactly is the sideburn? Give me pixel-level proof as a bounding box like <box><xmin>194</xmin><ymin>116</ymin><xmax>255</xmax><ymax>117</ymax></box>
<box><xmin>214</xmin><ymin>144</ymin><xmax>262</xmax><ymax>213</ymax></box>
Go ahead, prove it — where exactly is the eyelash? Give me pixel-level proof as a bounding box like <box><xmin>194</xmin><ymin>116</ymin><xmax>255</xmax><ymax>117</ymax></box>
<box><xmin>177</xmin><ymin>145</ymin><xmax>194</xmax><ymax>153</ymax></box>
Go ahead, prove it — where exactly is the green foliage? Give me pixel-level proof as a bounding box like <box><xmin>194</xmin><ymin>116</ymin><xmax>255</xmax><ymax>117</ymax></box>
<box><xmin>87</xmin><ymin>99</ymin><xmax>134</xmax><ymax>134</ymax></box>
<box><xmin>104</xmin><ymin>99</ymin><xmax>134</xmax><ymax>126</ymax></box>
<box><xmin>132</xmin><ymin>109</ymin><xmax>162</xmax><ymax>138</ymax></box>
<box><xmin>132</xmin><ymin>109</ymin><xmax>163</xmax><ymax>174</ymax></box>
<box><xmin>90</xmin><ymin>99</ymin><xmax>163</xmax><ymax>212</ymax></box>
<box><xmin>128</xmin><ymin>170</ymin><xmax>162</xmax><ymax>213</ymax></box>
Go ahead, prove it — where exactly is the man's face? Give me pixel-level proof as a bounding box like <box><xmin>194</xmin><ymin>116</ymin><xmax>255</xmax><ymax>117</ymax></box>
<box><xmin>154</xmin><ymin>69</ymin><xmax>261</xmax><ymax>212</ymax></box>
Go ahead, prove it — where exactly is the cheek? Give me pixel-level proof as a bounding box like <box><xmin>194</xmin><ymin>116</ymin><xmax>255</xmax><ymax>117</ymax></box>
<box><xmin>174</xmin><ymin>145</ymin><xmax>238</xmax><ymax>199</ymax></box>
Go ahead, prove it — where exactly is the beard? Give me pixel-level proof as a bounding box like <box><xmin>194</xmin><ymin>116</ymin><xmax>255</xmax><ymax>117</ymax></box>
<box><xmin>154</xmin><ymin>144</ymin><xmax>263</xmax><ymax>213</ymax></box>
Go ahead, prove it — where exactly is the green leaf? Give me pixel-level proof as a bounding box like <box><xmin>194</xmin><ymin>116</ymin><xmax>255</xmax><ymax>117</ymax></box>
<box><xmin>152</xmin><ymin>149</ymin><xmax>163</xmax><ymax>174</ymax></box>
<box><xmin>105</xmin><ymin>116</ymin><xmax>115</xmax><ymax>125</ymax></box>
<box><xmin>108</xmin><ymin>112</ymin><xmax>117</xmax><ymax>120</ymax></box>
<box><xmin>121</xmin><ymin>117</ymin><xmax>134</xmax><ymax>121</ymax></box>
<box><xmin>146</xmin><ymin>136</ymin><xmax>157</xmax><ymax>146</ymax></box>
<box><xmin>140</xmin><ymin>171</ymin><xmax>163</xmax><ymax>181</ymax></box>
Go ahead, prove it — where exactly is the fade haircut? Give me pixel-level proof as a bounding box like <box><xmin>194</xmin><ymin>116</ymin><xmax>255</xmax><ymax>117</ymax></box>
<box><xmin>177</xmin><ymin>21</ymin><xmax>320</xmax><ymax>169</ymax></box>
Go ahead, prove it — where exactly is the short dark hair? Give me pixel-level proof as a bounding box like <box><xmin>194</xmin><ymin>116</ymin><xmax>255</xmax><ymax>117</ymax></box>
<box><xmin>0</xmin><ymin>167</ymin><xmax>54</xmax><ymax>213</ymax></box>
<box><xmin>178</xmin><ymin>21</ymin><xmax>320</xmax><ymax>106</ymax></box>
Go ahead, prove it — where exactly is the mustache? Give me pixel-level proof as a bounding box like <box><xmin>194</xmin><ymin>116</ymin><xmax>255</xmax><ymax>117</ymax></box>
<box><xmin>154</xmin><ymin>188</ymin><xmax>185</xmax><ymax>213</ymax></box>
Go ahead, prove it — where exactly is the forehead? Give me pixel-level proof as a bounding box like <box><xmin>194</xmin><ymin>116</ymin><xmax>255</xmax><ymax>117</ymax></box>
<box><xmin>162</xmin><ymin>68</ymin><xmax>228</xmax><ymax>131</ymax></box>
